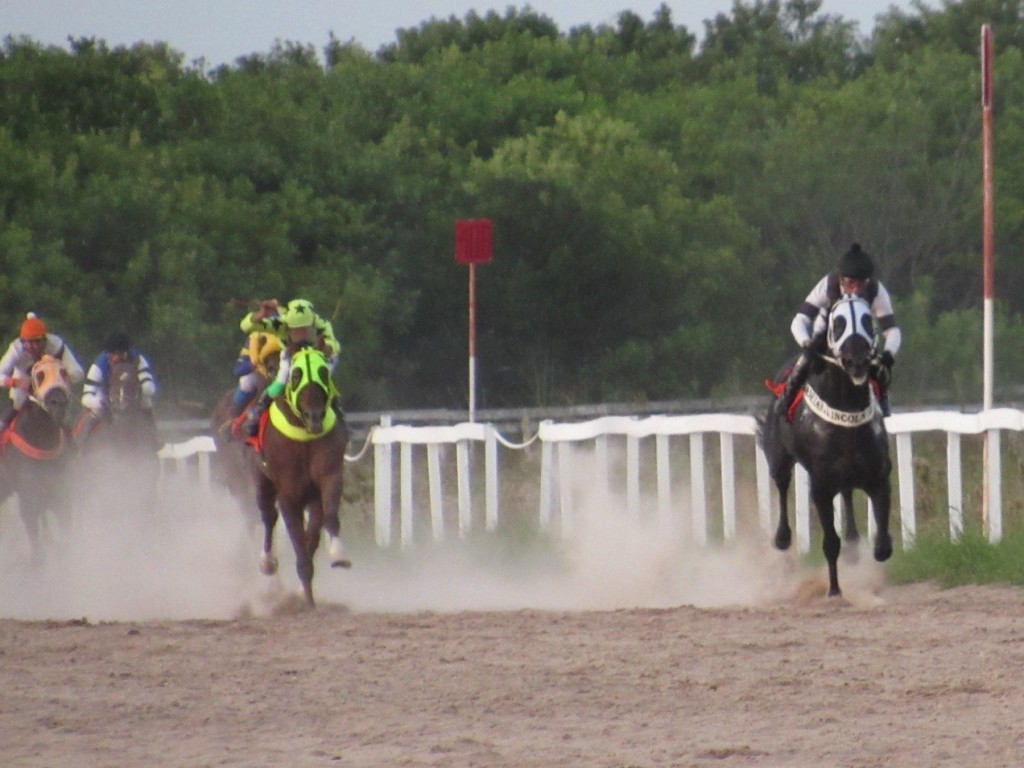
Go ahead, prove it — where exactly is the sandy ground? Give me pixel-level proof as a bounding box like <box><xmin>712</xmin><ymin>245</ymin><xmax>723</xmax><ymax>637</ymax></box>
<box><xmin>3</xmin><ymin>472</ymin><xmax>1024</xmax><ymax>767</ymax></box>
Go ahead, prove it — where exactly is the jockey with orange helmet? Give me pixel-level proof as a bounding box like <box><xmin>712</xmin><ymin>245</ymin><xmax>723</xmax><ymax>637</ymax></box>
<box><xmin>776</xmin><ymin>243</ymin><xmax>901</xmax><ymax>418</ymax></box>
<box><xmin>239</xmin><ymin>298</ymin><xmax>342</xmax><ymax>436</ymax></box>
<box><xmin>0</xmin><ymin>312</ymin><xmax>85</xmax><ymax>432</ymax></box>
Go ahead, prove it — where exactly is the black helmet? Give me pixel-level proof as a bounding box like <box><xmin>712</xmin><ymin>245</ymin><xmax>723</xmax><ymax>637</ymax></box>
<box><xmin>103</xmin><ymin>331</ymin><xmax>131</xmax><ymax>354</ymax></box>
<box><xmin>837</xmin><ymin>243</ymin><xmax>874</xmax><ymax>280</ymax></box>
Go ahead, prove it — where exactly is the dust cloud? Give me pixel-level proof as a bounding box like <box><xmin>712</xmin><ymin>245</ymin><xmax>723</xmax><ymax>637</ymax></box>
<box><xmin>0</xmin><ymin>449</ymin><xmax>886</xmax><ymax>622</ymax></box>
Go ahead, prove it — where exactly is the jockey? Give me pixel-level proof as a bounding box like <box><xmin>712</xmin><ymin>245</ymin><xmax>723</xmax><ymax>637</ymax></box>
<box><xmin>776</xmin><ymin>243</ymin><xmax>901</xmax><ymax>417</ymax></box>
<box><xmin>78</xmin><ymin>330</ymin><xmax>157</xmax><ymax>441</ymax></box>
<box><xmin>0</xmin><ymin>312</ymin><xmax>85</xmax><ymax>433</ymax></box>
<box><xmin>225</xmin><ymin>329</ymin><xmax>284</xmax><ymax>420</ymax></box>
<box><xmin>240</xmin><ymin>298</ymin><xmax>343</xmax><ymax>436</ymax></box>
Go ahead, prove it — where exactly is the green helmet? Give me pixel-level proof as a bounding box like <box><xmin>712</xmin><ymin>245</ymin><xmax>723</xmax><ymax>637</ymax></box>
<box><xmin>281</xmin><ymin>298</ymin><xmax>315</xmax><ymax>328</ymax></box>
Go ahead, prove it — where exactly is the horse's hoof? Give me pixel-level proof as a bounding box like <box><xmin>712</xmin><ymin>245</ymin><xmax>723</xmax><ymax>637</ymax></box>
<box><xmin>874</xmin><ymin>535</ymin><xmax>893</xmax><ymax>562</ymax></box>
<box><xmin>328</xmin><ymin>537</ymin><xmax>350</xmax><ymax>569</ymax></box>
<box><xmin>828</xmin><ymin>587</ymin><xmax>843</xmax><ymax>598</ymax></box>
<box><xmin>774</xmin><ymin>532</ymin><xmax>792</xmax><ymax>551</ymax></box>
<box><xmin>259</xmin><ymin>552</ymin><xmax>279</xmax><ymax>575</ymax></box>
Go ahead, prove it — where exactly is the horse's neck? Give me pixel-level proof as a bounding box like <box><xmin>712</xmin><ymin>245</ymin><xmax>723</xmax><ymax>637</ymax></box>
<box><xmin>810</xmin><ymin>362</ymin><xmax>872</xmax><ymax>408</ymax></box>
<box><xmin>17</xmin><ymin>404</ymin><xmax>66</xmax><ymax>448</ymax></box>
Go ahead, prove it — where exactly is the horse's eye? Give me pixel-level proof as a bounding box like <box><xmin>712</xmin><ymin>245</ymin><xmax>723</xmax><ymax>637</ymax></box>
<box><xmin>832</xmin><ymin>316</ymin><xmax>847</xmax><ymax>338</ymax></box>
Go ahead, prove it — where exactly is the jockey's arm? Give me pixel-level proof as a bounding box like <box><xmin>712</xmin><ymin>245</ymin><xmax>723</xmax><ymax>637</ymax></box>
<box><xmin>0</xmin><ymin>342</ymin><xmax>22</xmax><ymax>386</ymax></box>
<box><xmin>872</xmin><ymin>283</ymin><xmax>901</xmax><ymax>356</ymax></box>
<box><xmin>791</xmin><ymin>276</ymin><xmax>831</xmax><ymax>348</ymax></box>
<box><xmin>52</xmin><ymin>338</ymin><xmax>85</xmax><ymax>384</ymax></box>
<box><xmin>137</xmin><ymin>354</ymin><xmax>157</xmax><ymax>400</ymax></box>
<box><xmin>81</xmin><ymin>362</ymin><xmax>106</xmax><ymax>414</ymax></box>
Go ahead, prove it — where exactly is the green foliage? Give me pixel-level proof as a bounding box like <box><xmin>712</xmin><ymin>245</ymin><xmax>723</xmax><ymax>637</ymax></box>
<box><xmin>2</xmin><ymin>2</ymin><xmax>1023</xmax><ymax>415</ymax></box>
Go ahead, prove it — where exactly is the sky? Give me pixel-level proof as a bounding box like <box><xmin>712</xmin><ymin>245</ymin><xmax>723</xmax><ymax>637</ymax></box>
<box><xmin>2</xmin><ymin>0</ymin><xmax>922</xmax><ymax>68</ymax></box>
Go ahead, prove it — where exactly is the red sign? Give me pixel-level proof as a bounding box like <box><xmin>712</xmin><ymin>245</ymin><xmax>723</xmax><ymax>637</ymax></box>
<box><xmin>455</xmin><ymin>219</ymin><xmax>493</xmax><ymax>265</ymax></box>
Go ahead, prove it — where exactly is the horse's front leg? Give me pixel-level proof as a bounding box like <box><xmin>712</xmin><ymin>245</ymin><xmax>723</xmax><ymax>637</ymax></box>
<box><xmin>812</xmin><ymin>485</ymin><xmax>842</xmax><ymax>597</ymax></box>
<box><xmin>840</xmin><ymin>490</ymin><xmax>860</xmax><ymax>565</ymax></box>
<box><xmin>279</xmin><ymin>498</ymin><xmax>316</xmax><ymax>608</ymax></box>
<box><xmin>18</xmin><ymin>501</ymin><xmax>46</xmax><ymax>569</ymax></box>
<box><xmin>869</xmin><ymin>479</ymin><xmax>893</xmax><ymax>562</ymax></box>
<box><xmin>255</xmin><ymin>474</ymin><xmax>279</xmax><ymax>576</ymax></box>
<box><xmin>320</xmin><ymin>472</ymin><xmax>351</xmax><ymax>569</ymax></box>
<box><xmin>772</xmin><ymin>458</ymin><xmax>794</xmax><ymax>551</ymax></box>
<box><xmin>841</xmin><ymin>490</ymin><xmax>860</xmax><ymax>543</ymax></box>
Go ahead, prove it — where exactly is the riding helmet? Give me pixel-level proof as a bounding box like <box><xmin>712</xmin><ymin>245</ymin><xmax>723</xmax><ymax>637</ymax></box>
<box><xmin>281</xmin><ymin>299</ymin><xmax>315</xmax><ymax>329</ymax></box>
<box><xmin>103</xmin><ymin>330</ymin><xmax>131</xmax><ymax>353</ymax></box>
<box><xmin>19</xmin><ymin>312</ymin><xmax>47</xmax><ymax>340</ymax></box>
<box><xmin>837</xmin><ymin>243</ymin><xmax>874</xmax><ymax>280</ymax></box>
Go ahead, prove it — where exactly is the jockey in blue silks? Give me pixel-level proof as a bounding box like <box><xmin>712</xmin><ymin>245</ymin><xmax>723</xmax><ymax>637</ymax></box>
<box><xmin>78</xmin><ymin>330</ymin><xmax>157</xmax><ymax>442</ymax></box>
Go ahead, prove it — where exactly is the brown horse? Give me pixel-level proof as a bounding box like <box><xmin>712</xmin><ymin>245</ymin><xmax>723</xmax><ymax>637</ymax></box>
<box><xmin>76</xmin><ymin>359</ymin><xmax>160</xmax><ymax>510</ymax></box>
<box><xmin>210</xmin><ymin>345</ymin><xmax>281</xmax><ymax>513</ymax></box>
<box><xmin>0</xmin><ymin>355</ymin><xmax>75</xmax><ymax>565</ymax></box>
<box><xmin>252</xmin><ymin>345</ymin><xmax>350</xmax><ymax>608</ymax></box>
<box><xmin>210</xmin><ymin>386</ymin><xmax>262</xmax><ymax>515</ymax></box>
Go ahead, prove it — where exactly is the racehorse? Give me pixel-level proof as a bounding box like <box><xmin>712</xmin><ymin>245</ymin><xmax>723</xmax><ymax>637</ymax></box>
<box><xmin>209</xmin><ymin>340</ymin><xmax>281</xmax><ymax>514</ymax></box>
<box><xmin>249</xmin><ymin>345</ymin><xmax>349</xmax><ymax>608</ymax></box>
<box><xmin>758</xmin><ymin>296</ymin><xmax>893</xmax><ymax>598</ymax></box>
<box><xmin>0</xmin><ymin>355</ymin><xmax>75</xmax><ymax>565</ymax></box>
<box><xmin>75</xmin><ymin>359</ymin><xmax>160</xmax><ymax>510</ymax></box>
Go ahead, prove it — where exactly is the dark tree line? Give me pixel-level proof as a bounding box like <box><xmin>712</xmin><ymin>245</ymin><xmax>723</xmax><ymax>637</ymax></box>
<box><xmin>2</xmin><ymin>0</ymin><xmax>1024</xmax><ymax>416</ymax></box>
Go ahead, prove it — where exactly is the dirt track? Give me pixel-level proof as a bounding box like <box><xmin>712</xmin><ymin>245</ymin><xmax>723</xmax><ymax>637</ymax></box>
<box><xmin>3</xmin><ymin>581</ymin><xmax>1024</xmax><ymax>767</ymax></box>
<box><xmin>2</xmin><ymin>469</ymin><xmax>1024</xmax><ymax>767</ymax></box>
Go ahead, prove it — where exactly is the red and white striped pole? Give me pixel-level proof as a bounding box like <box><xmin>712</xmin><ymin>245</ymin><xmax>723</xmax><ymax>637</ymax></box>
<box><xmin>982</xmin><ymin>24</ymin><xmax>995</xmax><ymax>412</ymax></box>
<box><xmin>981</xmin><ymin>24</ymin><xmax>997</xmax><ymax>537</ymax></box>
<box><xmin>454</xmin><ymin>219</ymin><xmax>493</xmax><ymax>423</ymax></box>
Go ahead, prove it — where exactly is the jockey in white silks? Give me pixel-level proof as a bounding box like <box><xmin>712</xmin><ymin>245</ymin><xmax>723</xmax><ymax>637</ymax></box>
<box><xmin>776</xmin><ymin>243</ymin><xmax>901</xmax><ymax>418</ymax></box>
<box><xmin>0</xmin><ymin>312</ymin><xmax>85</xmax><ymax>433</ymax></box>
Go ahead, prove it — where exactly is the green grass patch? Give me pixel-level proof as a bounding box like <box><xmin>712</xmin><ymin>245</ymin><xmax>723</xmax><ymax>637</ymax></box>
<box><xmin>888</xmin><ymin>531</ymin><xmax>1024</xmax><ymax>588</ymax></box>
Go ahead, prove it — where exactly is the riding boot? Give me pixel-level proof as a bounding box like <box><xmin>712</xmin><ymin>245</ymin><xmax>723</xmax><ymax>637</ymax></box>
<box><xmin>775</xmin><ymin>350</ymin><xmax>812</xmax><ymax>418</ymax></box>
<box><xmin>228</xmin><ymin>387</ymin><xmax>251</xmax><ymax>419</ymax></box>
<box><xmin>245</xmin><ymin>392</ymin><xmax>272</xmax><ymax>437</ymax></box>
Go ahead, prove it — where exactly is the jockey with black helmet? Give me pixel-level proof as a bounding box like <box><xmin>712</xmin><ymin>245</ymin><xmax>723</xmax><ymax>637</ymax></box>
<box><xmin>78</xmin><ymin>330</ymin><xmax>157</xmax><ymax>443</ymax></box>
<box><xmin>775</xmin><ymin>243</ymin><xmax>901</xmax><ymax>418</ymax></box>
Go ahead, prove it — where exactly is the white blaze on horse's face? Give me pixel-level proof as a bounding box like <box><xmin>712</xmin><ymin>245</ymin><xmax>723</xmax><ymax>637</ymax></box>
<box><xmin>827</xmin><ymin>297</ymin><xmax>875</xmax><ymax>385</ymax></box>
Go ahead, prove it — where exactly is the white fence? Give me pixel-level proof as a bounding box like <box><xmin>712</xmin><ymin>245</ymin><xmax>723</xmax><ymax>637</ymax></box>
<box><xmin>159</xmin><ymin>409</ymin><xmax>1024</xmax><ymax>551</ymax></box>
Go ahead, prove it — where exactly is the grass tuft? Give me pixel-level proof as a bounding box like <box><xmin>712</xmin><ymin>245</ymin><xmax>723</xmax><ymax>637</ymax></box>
<box><xmin>888</xmin><ymin>531</ymin><xmax>1024</xmax><ymax>588</ymax></box>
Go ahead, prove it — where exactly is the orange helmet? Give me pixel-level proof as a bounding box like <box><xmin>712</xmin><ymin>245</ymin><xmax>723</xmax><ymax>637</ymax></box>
<box><xmin>20</xmin><ymin>312</ymin><xmax>47</xmax><ymax>340</ymax></box>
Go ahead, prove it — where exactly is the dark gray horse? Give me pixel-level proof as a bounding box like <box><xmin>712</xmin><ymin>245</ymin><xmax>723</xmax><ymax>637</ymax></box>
<box><xmin>758</xmin><ymin>296</ymin><xmax>893</xmax><ymax>597</ymax></box>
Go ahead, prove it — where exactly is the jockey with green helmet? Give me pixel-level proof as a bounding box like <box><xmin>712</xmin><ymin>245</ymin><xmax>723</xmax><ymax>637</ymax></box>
<box><xmin>239</xmin><ymin>298</ymin><xmax>342</xmax><ymax>436</ymax></box>
<box><xmin>775</xmin><ymin>243</ymin><xmax>901</xmax><ymax>418</ymax></box>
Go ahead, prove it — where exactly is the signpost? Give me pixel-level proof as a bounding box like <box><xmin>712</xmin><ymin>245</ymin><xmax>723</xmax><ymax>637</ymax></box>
<box><xmin>455</xmin><ymin>219</ymin><xmax>493</xmax><ymax>422</ymax></box>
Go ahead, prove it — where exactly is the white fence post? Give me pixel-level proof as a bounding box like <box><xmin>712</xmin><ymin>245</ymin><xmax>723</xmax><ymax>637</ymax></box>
<box><xmin>159</xmin><ymin>408</ymin><xmax>1024</xmax><ymax>554</ymax></box>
